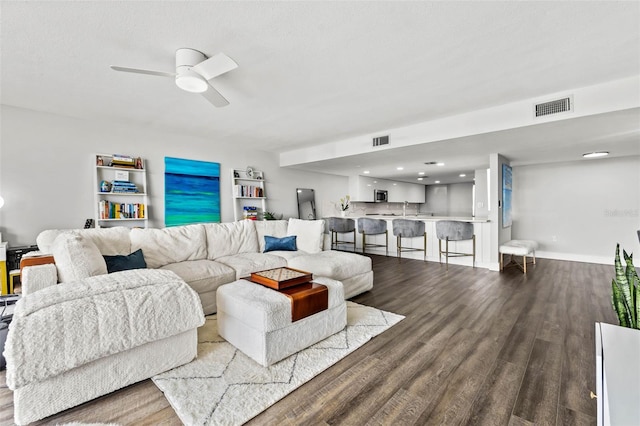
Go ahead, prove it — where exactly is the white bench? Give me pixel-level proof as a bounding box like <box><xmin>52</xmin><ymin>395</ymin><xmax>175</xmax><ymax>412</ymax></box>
<box><xmin>499</xmin><ymin>240</ymin><xmax>538</xmax><ymax>274</ymax></box>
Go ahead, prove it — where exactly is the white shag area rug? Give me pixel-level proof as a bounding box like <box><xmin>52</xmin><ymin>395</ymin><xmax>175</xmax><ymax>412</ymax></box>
<box><xmin>153</xmin><ymin>301</ymin><xmax>404</xmax><ymax>426</ymax></box>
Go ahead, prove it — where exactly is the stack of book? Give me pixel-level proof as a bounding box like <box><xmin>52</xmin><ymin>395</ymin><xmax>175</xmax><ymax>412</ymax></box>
<box><xmin>110</xmin><ymin>154</ymin><xmax>136</xmax><ymax>168</ymax></box>
<box><xmin>99</xmin><ymin>201</ymin><xmax>145</xmax><ymax>219</ymax></box>
<box><xmin>111</xmin><ymin>180</ymin><xmax>139</xmax><ymax>193</ymax></box>
<box><xmin>243</xmin><ymin>206</ymin><xmax>259</xmax><ymax>220</ymax></box>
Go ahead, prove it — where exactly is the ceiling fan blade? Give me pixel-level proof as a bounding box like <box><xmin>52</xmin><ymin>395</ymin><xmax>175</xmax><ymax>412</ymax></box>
<box><xmin>201</xmin><ymin>84</ymin><xmax>230</xmax><ymax>107</ymax></box>
<box><xmin>110</xmin><ymin>65</ymin><xmax>175</xmax><ymax>78</ymax></box>
<box><xmin>192</xmin><ymin>53</ymin><xmax>238</xmax><ymax>80</ymax></box>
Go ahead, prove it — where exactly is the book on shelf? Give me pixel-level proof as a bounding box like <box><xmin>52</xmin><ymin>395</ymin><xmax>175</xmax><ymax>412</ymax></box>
<box><xmin>234</xmin><ymin>185</ymin><xmax>264</xmax><ymax>198</ymax></box>
<box><xmin>243</xmin><ymin>205</ymin><xmax>259</xmax><ymax>220</ymax></box>
<box><xmin>99</xmin><ymin>200</ymin><xmax>145</xmax><ymax>219</ymax></box>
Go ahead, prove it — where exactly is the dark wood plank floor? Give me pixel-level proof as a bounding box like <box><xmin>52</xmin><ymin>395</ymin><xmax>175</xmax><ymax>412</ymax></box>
<box><xmin>0</xmin><ymin>255</ymin><xmax>616</xmax><ymax>425</ymax></box>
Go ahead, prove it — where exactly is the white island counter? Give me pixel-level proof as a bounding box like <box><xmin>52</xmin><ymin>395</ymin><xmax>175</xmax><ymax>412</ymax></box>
<box><xmin>329</xmin><ymin>215</ymin><xmax>491</xmax><ymax>269</ymax></box>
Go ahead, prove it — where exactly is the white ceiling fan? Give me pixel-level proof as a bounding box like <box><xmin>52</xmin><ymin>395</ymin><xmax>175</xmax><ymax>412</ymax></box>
<box><xmin>111</xmin><ymin>48</ymin><xmax>238</xmax><ymax>107</ymax></box>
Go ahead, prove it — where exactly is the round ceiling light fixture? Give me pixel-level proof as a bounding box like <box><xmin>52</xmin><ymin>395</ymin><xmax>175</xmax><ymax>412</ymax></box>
<box><xmin>582</xmin><ymin>151</ymin><xmax>609</xmax><ymax>158</ymax></box>
<box><xmin>175</xmin><ymin>69</ymin><xmax>208</xmax><ymax>93</ymax></box>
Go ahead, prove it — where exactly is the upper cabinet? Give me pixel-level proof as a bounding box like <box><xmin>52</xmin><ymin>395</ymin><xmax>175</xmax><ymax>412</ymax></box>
<box><xmin>349</xmin><ymin>175</ymin><xmax>425</xmax><ymax>203</ymax></box>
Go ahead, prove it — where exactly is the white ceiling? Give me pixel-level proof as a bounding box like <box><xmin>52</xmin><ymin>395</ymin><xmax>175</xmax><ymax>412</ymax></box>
<box><xmin>2</xmin><ymin>1</ymin><xmax>639</xmax><ymax>183</ymax></box>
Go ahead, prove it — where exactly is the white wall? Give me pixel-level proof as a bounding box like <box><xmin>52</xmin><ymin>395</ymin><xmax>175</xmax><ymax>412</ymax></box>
<box><xmin>512</xmin><ymin>155</ymin><xmax>640</xmax><ymax>265</ymax></box>
<box><xmin>0</xmin><ymin>106</ymin><xmax>348</xmax><ymax>245</ymax></box>
<box><xmin>474</xmin><ymin>168</ymin><xmax>489</xmax><ymax>219</ymax></box>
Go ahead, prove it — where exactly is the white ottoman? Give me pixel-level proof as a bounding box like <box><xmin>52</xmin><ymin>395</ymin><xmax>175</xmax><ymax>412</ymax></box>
<box><xmin>216</xmin><ymin>277</ymin><xmax>347</xmax><ymax>366</ymax></box>
<box><xmin>499</xmin><ymin>240</ymin><xmax>539</xmax><ymax>274</ymax></box>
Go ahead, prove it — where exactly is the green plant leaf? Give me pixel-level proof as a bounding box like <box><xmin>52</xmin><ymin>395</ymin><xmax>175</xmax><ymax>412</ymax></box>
<box><xmin>623</xmin><ymin>250</ymin><xmax>637</xmax><ymax>327</ymax></box>
<box><xmin>612</xmin><ymin>278</ymin><xmax>631</xmax><ymax>327</ymax></box>
<box><xmin>634</xmin><ymin>273</ymin><xmax>640</xmax><ymax>330</ymax></box>
<box><xmin>615</xmin><ymin>245</ymin><xmax>632</xmax><ymax>312</ymax></box>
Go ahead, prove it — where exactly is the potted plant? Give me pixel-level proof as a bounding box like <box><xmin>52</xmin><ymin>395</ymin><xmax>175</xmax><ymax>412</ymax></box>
<box><xmin>611</xmin><ymin>243</ymin><xmax>640</xmax><ymax>329</ymax></box>
<box><xmin>339</xmin><ymin>195</ymin><xmax>350</xmax><ymax>217</ymax></box>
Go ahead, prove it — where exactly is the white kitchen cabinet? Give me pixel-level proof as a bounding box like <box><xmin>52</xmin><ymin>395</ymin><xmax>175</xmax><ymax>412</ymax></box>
<box><xmin>349</xmin><ymin>175</ymin><xmax>425</xmax><ymax>203</ymax></box>
<box><xmin>388</xmin><ymin>181</ymin><xmax>426</xmax><ymax>203</ymax></box>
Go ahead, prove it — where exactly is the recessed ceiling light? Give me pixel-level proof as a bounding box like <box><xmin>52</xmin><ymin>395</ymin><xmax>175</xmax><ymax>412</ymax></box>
<box><xmin>397</xmin><ymin>167</ymin><xmax>404</xmax><ymax>170</ymax></box>
<box><xmin>417</xmin><ymin>177</ymin><xmax>423</xmax><ymax>181</ymax></box>
<box><xmin>363</xmin><ymin>170</ymin><xmax>370</xmax><ymax>174</ymax></box>
<box><xmin>435</xmin><ymin>180</ymin><xmax>440</xmax><ymax>184</ymax></box>
<box><xmin>418</xmin><ymin>172</ymin><xmax>425</xmax><ymax>175</ymax></box>
<box><xmin>459</xmin><ymin>174</ymin><xmax>466</xmax><ymax>177</ymax></box>
<box><xmin>583</xmin><ymin>151</ymin><xmax>609</xmax><ymax>158</ymax></box>
<box><xmin>373</xmin><ymin>181</ymin><xmax>377</xmax><ymax>183</ymax></box>
<box><xmin>436</xmin><ymin>162</ymin><xmax>445</xmax><ymax>166</ymax></box>
<box><xmin>393</xmin><ymin>183</ymin><xmax>397</xmax><ymax>185</ymax></box>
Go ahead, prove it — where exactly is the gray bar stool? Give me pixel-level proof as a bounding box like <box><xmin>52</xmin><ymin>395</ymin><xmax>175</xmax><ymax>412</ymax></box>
<box><xmin>327</xmin><ymin>217</ymin><xmax>356</xmax><ymax>251</ymax></box>
<box><xmin>392</xmin><ymin>219</ymin><xmax>426</xmax><ymax>260</ymax></box>
<box><xmin>357</xmin><ymin>218</ymin><xmax>388</xmax><ymax>255</ymax></box>
<box><xmin>436</xmin><ymin>220</ymin><xmax>475</xmax><ymax>269</ymax></box>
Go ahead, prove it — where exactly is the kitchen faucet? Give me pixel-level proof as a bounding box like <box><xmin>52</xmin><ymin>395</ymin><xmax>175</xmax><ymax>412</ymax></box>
<box><xmin>403</xmin><ymin>201</ymin><xmax>409</xmax><ymax>217</ymax></box>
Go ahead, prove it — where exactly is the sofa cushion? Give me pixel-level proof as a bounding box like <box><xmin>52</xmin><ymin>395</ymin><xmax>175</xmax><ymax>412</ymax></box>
<box><xmin>103</xmin><ymin>249</ymin><xmax>147</xmax><ymax>274</ymax></box>
<box><xmin>287</xmin><ymin>250</ymin><xmax>372</xmax><ymax>282</ymax></box>
<box><xmin>160</xmin><ymin>260</ymin><xmax>236</xmax><ymax>295</ymax></box>
<box><xmin>51</xmin><ymin>234</ymin><xmax>108</xmax><ymax>283</ymax></box>
<box><xmin>130</xmin><ymin>225</ymin><xmax>207</xmax><ymax>269</ymax></box>
<box><xmin>287</xmin><ymin>218</ymin><xmax>325</xmax><ymax>254</ymax></box>
<box><xmin>264</xmin><ymin>235</ymin><xmax>297</xmax><ymax>252</ymax></box>
<box><xmin>215</xmin><ymin>253</ymin><xmax>287</xmax><ymax>280</ymax></box>
<box><xmin>204</xmin><ymin>220</ymin><xmax>259</xmax><ymax>260</ymax></box>
<box><xmin>37</xmin><ymin>227</ymin><xmax>131</xmax><ymax>255</ymax></box>
<box><xmin>254</xmin><ymin>220</ymin><xmax>288</xmax><ymax>252</ymax></box>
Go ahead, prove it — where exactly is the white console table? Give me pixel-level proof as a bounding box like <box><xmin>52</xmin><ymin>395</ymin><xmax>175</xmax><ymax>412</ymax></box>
<box><xmin>595</xmin><ymin>322</ymin><xmax>640</xmax><ymax>425</ymax></box>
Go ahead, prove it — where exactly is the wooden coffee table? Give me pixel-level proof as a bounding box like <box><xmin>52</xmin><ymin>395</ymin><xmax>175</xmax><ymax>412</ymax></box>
<box><xmin>250</xmin><ymin>267</ymin><xmax>328</xmax><ymax>321</ymax></box>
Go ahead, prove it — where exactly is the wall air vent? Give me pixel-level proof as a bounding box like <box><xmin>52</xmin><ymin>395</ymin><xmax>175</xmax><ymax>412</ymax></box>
<box><xmin>373</xmin><ymin>135</ymin><xmax>389</xmax><ymax>147</ymax></box>
<box><xmin>534</xmin><ymin>96</ymin><xmax>573</xmax><ymax>118</ymax></box>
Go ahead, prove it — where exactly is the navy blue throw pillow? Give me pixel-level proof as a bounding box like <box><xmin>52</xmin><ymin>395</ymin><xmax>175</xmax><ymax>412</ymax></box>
<box><xmin>264</xmin><ymin>235</ymin><xmax>297</xmax><ymax>252</ymax></box>
<box><xmin>103</xmin><ymin>249</ymin><xmax>147</xmax><ymax>273</ymax></box>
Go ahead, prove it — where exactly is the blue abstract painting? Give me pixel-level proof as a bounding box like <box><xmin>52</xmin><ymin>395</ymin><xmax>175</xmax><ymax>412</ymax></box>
<box><xmin>502</xmin><ymin>163</ymin><xmax>512</xmax><ymax>228</ymax></box>
<box><xmin>165</xmin><ymin>157</ymin><xmax>220</xmax><ymax>226</ymax></box>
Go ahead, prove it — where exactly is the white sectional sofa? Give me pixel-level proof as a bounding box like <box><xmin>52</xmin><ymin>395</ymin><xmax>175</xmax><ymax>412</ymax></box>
<box><xmin>24</xmin><ymin>218</ymin><xmax>374</xmax><ymax>315</ymax></box>
<box><xmin>8</xmin><ymin>218</ymin><xmax>372</xmax><ymax>424</ymax></box>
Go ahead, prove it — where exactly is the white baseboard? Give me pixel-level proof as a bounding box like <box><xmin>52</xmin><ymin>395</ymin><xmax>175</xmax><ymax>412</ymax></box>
<box><xmin>536</xmin><ymin>251</ymin><xmax>613</xmax><ymax>266</ymax></box>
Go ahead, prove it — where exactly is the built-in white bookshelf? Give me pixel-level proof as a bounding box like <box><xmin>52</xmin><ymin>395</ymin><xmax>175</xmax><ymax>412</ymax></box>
<box><xmin>94</xmin><ymin>153</ymin><xmax>148</xmax><ymax>228</ymax></box>
<box><xmin>232</xmin><ymin>168</ymin><xmax>266</xmax><ymax>221</ymax></box>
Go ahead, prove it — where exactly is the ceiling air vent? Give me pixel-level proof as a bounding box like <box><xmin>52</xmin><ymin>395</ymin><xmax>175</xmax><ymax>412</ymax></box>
<box><xmin>373</xmin><ymin>135</ymin><xmax>389</xmax><ymax>147</ymax></box>
<box><xmin>534</xmin><ymin>96</ymin><xmax>573</xmax><ymax>118</ymax></box>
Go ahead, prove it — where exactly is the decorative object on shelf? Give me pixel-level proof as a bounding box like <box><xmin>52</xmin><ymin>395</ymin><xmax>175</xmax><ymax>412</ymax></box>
<box><xmin>233</xmin><ymin>171</ymin><xmax>240</xmax><ymax>178</ymax></box>
<box><xmin>135</xmin><ymin>157</ymin><xmax>144</xmax><ymax>169</ymax></box>
<box><xmin>611</xmin><ymin>243</ymin><xmax>639</xmax><ymax>329</ymax></box>
<box><xmin>246</xmin><ymin>166</ymin><xmax>254</xmax><ymax>179</ymax></box>
<box><xmin>100</xmin><ymin>180</ymin><xmax>112</xmax><ymax>193</ymax></box>
<box><xmin>165</xmin><ymin>157</ymin><xmax>221</xmax><ymax>227</ymax></box>
<box><xmin>96</xmin><ymin>156</ymin><xmax>104</xmax><ymax>166</ymax></box>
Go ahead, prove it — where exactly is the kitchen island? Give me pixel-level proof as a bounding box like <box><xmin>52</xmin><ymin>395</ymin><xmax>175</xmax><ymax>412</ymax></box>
<box><xmin>329</xmin><ymin>215</ymin><xmax>491</xmax><ymax>269</ymax></box>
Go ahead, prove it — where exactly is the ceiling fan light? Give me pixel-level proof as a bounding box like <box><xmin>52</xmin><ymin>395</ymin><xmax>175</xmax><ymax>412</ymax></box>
<box><xmin>582</xmin><ymin>151</ymin><xmax>609</xmax><ymax>158</ymax></box>
<box><xmin>176</xmin><ymin>69</ymin><xmax>208</xmax><ymax>93</ymax></box>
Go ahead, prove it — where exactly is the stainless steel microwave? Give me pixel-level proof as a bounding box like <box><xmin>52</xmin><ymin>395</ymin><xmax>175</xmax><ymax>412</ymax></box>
<box><xmin>374</xmin><ymin>189</ymin><xmax>388</xmax><ymax>202</ymax></box>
